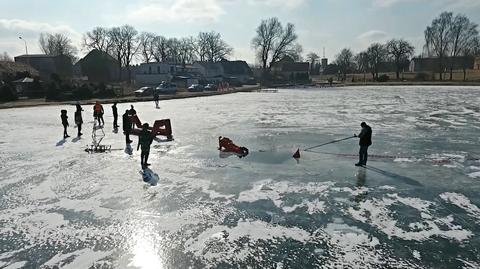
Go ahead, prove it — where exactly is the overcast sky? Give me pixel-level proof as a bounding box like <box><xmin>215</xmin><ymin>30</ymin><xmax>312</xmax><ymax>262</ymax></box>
<box><xmin>1</xmin><ymin>0</ymin><xmax>479</xmax><ymax>64</ymax></box>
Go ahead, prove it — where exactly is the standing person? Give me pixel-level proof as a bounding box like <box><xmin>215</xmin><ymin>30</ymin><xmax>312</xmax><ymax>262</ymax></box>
<box><xmin>122</xmin><ymin>110</ymin><xmax>133</xmax><ymax>144</ymax></box>
<box><xmin>355</xmin><ymin>122</ymin><xmax>372</xmax><ymax>167</ymax></box>
<box><xmin>128</xmin><ymin>105</ymin><xmax>137</xmax><ymax>129</ymax></box>
<box><xmin>154</xmin><ymin>91</ymin><xmax>159</xmax><ymax>108</ymax></box>
<box><xmin>137</xmin><ymin>123</ymin><xmax>153</xmax><ymax>168</ymax></box>
<box><xmin>112</xmin><ymin>102</ymin><xmax>119</xmax><ymax>128</ymax></box>
<box><xmin>61</xmin><ymin>109</ymin><xmax>70</xmax><ymax>139</ymax></box>
<box><xmin>93</xmin><ymin>101</ymin><xmax>104</xmax><ymax>126</ymax></box>
<box><xmin>74</xmin><ymin>104</ymin><xmax>83</xmax><ymax>137</ymax></box>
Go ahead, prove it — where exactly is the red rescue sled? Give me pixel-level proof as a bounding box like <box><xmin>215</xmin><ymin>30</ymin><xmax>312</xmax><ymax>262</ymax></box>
<box><xmin>129</xmin><ymin>115</ymin><xmax>173</xmax><ymax>140</ymax></box>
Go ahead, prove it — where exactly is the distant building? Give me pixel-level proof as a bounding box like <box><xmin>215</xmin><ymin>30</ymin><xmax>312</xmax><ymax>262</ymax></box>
<box><xmin>14</xmin><ymin>54</ymin><xmax>72</xmax><ymax>80</ymax></box>
<box><xmin>12</xmin><ymin>77</ymin><xmax>43</xmax><ymax>96</ymax></box>
<box><xmin>134</xmin><ymin>62</ymin><xmax>175</xmax><ymax>86</ymax></box>
<box><xmin>474</xmin><ymin>56</ymin><xmax>480</xmax><ymax>70</ymax></box>
<box><xmin>321</xmin><ymin>58</ymin><xmax>328</xmax><ymax>69</ymax></box>
<box><xmin>219</xmin><ymin>60</ymin><xmax>254</xmax><ymax>85</ymax></box>
<box><xmin>409</xmin><ymin>56</ymin><xmax>475</xmax><ymax>72</ymax></box>
<box><xmin>0</xmin><ymin>61</ymin><xmax>39</xmax><ymax>81</ymax></box>
<box><xmin>74</xmin><ymin>49</ymin><xmax>119</xmax><ymax>82</ymax></box>
<box><xmin>271</xmin><ymin>56</ymin><xmax>310</xmax><ymax>80</ymax></box>
<box><xmin>193</xmin><ymin>62</ymin><xmax>224</xmax><ymax>82</ymax></box>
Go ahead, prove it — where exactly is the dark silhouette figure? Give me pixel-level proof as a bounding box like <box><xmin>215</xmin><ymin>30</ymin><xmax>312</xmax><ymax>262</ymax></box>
<box><xmin>93</xmin><ymin>101</ymin><xmax>104</xmax><ymax>126</ymax></box>
<box><xmin>61</xmin><ymin>109</ymin><xmax>70</xmax><ymax>139</ymax></box>
<box><xmin>128</xmin><ymin>105</ymin><xmax>137</xmax><ymax>129</ymax></box>
<box><xmin>122</xmin><ymin>110</ymin><xmax>132</xmax><ymax>144</ymax></box>
<box><xmin>74</xmin><ymin>104</ymin><xmax>83</xmax><ymax>137</ymax></box>
<box><xmin>154</xmin><ymin>91</ymin><xmax>160</xmax><ymax>108</ymax></box>
<box><xmin>137</xmin><ymin>123</ymin><xmax>153</xmax><ymax>168</ymax></box>
<box><xmin>355</xmin><ymin>122</ymin><xmax>372</xmax><ymax>166</ymax></box>
<box><xmin>112</xmin><ymin>102</ymin><xmax>119</xmax><ymax>128</ymax></box>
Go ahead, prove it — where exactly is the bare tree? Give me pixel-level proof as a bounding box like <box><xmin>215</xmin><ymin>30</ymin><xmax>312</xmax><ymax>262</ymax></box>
<box><xmin>386</xmin><ymin>39</ymin><xmax>415</xmax><ymax>80</ymax></box>
<box><xmin>152</xmin><ymin>35</ymin><xmax>169</xmax><ymax>62</ymax></box>
<box><xmin>269</xmin><ymin>22</ymin><xmax>301</xmax><ymax>66</ymax></box>
<box><xmin>39</xmin><ymin>33</ymin><xmax>78</xmax><ymax>62</ymax></box>
<box><xmin>306</xmin><ymin>52</ymin><xmax>320</xmax><ymax>74</ymax></box>
<box><xmin>355</xmin><ymin>51</ymin><xmax>369</xmax><ymax>82</ymax></box>
<box><xmin>120</xmin><ymin>25</ymin><xmax>139</xmax><ymax>83</ymax></box>
<box><xmin>138</xmin><ymin>32</ymin><xmax>156</xmax><ymax>63</ymax></box>
<box><xmin>252</xmin><ymin>17</ymin><xmax>301</xmax><ymax>72</ymax></box>
<box><xmin>166</xmin><ymin>38</ymin><xmax>181</xmax><ymax>63</ymax></box>
<box><xmin>197</xmin><ymin>32</ymin><xmax>209</xmax><ymax>61</ymax></box>
<box><xmin>252</xmin><ymin>18</ymin><xmax>282</xmax><ymax>70</ymax></box>
<box><xmin>83</xmin><ymin>27</ymin><xmax>112</xmax><ymax>53</ymax></box>
<box><xmin>197</xmin><ymin>31</ymin><xmax>232</xmax><ymax>62</ymax></box>
<box><xmin>178</xmin><ymin>37</ymin><xmax>197</xmax><ymax>66</ymax></box>
<box><xmin>108</xmin><ymin>27</ymin><xmax>124</xmax><ymax>81</ymax></box>
<box><xmin>108</xmin><ymin>25</ymin><xmax>139</xmax><ymax>82</ymax></box>
<box><xmin>424</xmin><ymin>12</ymin><xmax>453</xmax><ymax>80</ymax></box>
<box><xmin>366</xmin><ymin>43</ymin><xmax>388</xmax><ymax>80</ymax></box>
<box><xmin>0</xmin><ymin>52</ymin><xmax>13</xmax><ymax>62</ymax></box>
<box><xmin>460</xmin><ymin>36</ymin><xmax>480</xmax><ymax>80</ymax></box>
<box><xmin>334</xmin><ymin>48</ymin><xmax>354</xmax><ymax>81</ymax></box>
<box><xmin>448</xmin><ymin>14</ymin><xmax>479</xmax><ymax>80</ymax></box>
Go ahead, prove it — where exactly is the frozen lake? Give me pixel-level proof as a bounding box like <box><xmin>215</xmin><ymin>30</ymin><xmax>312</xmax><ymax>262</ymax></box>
<box><xmin>1</xmin><ymin>86</ymin><xmax>480</xmax><ymax>268</ymax></box>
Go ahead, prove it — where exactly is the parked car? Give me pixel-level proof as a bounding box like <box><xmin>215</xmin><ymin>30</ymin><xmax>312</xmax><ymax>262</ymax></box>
<box><xmin>187</xmin><ymin>84</ymin><xmax>204</xmax><ymax>92</ymax></box>
<box><xmin>134</xmin><ymin>86</ymin><xmax>153</xmax><ymax>97</ymax></box>
<box><xmin>155</xmin><ymin>82</ymin><xmax>177</xmax><ymax>95</ymax></box>
<box><xmin>204</xmin><ymin>84</ymin><xmax>218</xmax><ymax>91</ymax></box>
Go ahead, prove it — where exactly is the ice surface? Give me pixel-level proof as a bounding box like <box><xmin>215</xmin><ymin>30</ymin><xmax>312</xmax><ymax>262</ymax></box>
<box><xmin>1</xmin><ymin>86</ymin><xmax>480</xmax><ymax>268</ymax></box>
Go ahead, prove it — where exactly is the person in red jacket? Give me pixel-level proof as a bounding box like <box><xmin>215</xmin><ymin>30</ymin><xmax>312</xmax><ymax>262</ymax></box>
<box><xmin>93</xmin><ymin>101</ymin><xmax>104</xmax><ymax>126</ymax></box>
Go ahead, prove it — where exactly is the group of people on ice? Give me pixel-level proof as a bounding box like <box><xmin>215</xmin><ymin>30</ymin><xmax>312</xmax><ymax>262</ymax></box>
<box><xmin>61</xmin><ymin>100</ymin><xmax>373</xmax><ymax>169</ymax></box>
<box><xmin>60</xmin><ymin>101</ymin><xmax>154</xmax><ymax>168</ymax></box>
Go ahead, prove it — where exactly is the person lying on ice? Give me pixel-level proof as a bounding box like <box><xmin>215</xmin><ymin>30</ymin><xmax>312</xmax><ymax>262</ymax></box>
<box><xmin>60</xmin><ymin>109</ymin><xmax>70</xmax><ymax>139</ymax></box>
<box><xmin>218</xmin><ymin>136</ymin><xmax>249</xmax><ymax>157</ymax></box>
<box><xmin>137</xmin><ymin>123</ymin><xmax>153</xmax><ymax>168</ymax></box>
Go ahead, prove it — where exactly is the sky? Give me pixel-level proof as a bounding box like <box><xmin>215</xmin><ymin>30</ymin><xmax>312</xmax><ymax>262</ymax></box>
<box><xmin>1</xmin><ymin>0</ymin><xmax>480</xmax><ymax>64</ymax></box>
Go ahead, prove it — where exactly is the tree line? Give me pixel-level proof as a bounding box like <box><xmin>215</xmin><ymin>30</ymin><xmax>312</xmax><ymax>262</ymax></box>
<box><xmin>332</xmin><ymin>12</ymin><xmax>480</xmax><ymax>81</ymax></box>
<box><xmin>36</xmin><ymin>25</ymin><xmax>233</xmax><ymax>83</ymax></box>
<box><xmin>6</xmin><ymin>11</ymin><xmax>479</xmax><ymax>84</ymax></box>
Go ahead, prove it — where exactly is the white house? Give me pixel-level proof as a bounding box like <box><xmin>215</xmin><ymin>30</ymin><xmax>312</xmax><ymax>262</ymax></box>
<box><xmin>135</xmin><ymin>62</ymin><xmax>175</xmax><ymax>86</ymax></box>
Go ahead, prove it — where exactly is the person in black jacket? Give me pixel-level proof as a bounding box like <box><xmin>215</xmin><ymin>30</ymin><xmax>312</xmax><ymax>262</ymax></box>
<box><xmin>74</xmin><ymin>104</ymin><xmax>83</xmax><ymax>137</ymax></box>
<box><xmin>122</xmin><ymin>110</ymin><xmax>133</xmax><ymax>144</ymax></box>
<box><xmin>355</xmin><ymin>122</ymin><xmax>372</xmax><ymax>167</ymax></box>
<box><xmin>112</xmin><ymin>102</ymin><xmax>119</xmax><ymax>129</ymax></box>
<box><xmin>61</xmin><ymin>109</ymin><xmax>70</xmax><ymax>139</ymax></box>
<box><xmin>137</xmin><ymin>123</ymin><xmax>153</xmax><ymax>168</ymax></box>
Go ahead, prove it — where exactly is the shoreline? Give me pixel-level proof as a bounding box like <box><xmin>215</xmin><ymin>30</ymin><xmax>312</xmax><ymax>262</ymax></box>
<box><xmin>0</xmin><ymin>85</ymin><xmax>262</xmax><ymax>110</ymax></box>
<box><xmin>2</xmin><ymin>82</ymin><xmax>480</xmax><ymax>110</ymax></box>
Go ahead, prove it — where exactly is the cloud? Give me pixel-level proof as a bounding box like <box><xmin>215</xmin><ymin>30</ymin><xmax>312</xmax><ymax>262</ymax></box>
<box><xmin>0</xmin><ymin>19</ymin><xmax>82</xmax><ymax>56</ymax></box>
<box><xmin>128</xmin><ymin>0</ymin><xmax>225</xmax><ymax>23</ymax></box>
<box><xmin>357</xmin><ymin>30</ymin><xmax>388</xmax><ymax>42</ymax></box>
<box><xmin>127</xmin><ymin>0</ymin><xmax>306</xmax><ymax>24</ymax></box>
<box><xmin>248</xmin><ymin>0</ymin><xmax>306</xmax><ymax>9</ymax></box>
<box><xmin>372</xmin><ymin>0</ymin><xmax>480</xmax><ymax>9</ymax></box>
<box><xmin>0</xmin><ymin>19</ymin><xmax>80</xmax><ymax>39</ymax></box>
<box><xmin>372</xmin><ymin>0</ymin><xmax>413</xmax><ymax>8</ymax></box>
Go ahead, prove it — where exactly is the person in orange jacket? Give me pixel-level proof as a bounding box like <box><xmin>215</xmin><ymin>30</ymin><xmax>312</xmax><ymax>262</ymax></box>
<box><xmin>93</xmin><ymin>101</ymin><xmax>104</xmax><ymax>126</ymax></box>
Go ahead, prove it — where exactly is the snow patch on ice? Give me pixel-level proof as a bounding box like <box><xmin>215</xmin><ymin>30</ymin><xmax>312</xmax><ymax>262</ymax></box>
<box><xmin>348</xmin><ymin>195</ymin><xmax>472</xmax><ymax>242</ymax></box>
<box><xmin>184</xmin><ymin>219</ymin><xmax>311</xmax><ymax>264</ymax></box>
<box><xmin>42</xmin><ymin>249</ymin><xmax>113</xmax><ymax>268</ymax></box>
<box><xmin>468</xmin><ymin>171</ymin><xmax>480</xmax><ymax>178</ymax></box>
<box><xmin>282</xmin><ymin>199</ymin><xmax>326</xmax><ymax>214</ymax></box>
<box><xmin>440</xmin><ymin>192</ymin><xmax>480</xmax><ymax>221</ymax></box>
<box><xmin>237</xmin><ymin>180</ymin><xmax>333</xmax><ymax>209</ymax></box>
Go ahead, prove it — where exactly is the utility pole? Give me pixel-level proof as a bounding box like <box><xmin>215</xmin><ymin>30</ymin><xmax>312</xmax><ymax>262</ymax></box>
<box><xmin>19</xmin><ymin>36</ymin><xmax>28</xmax><ymax>55</ymax></box>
